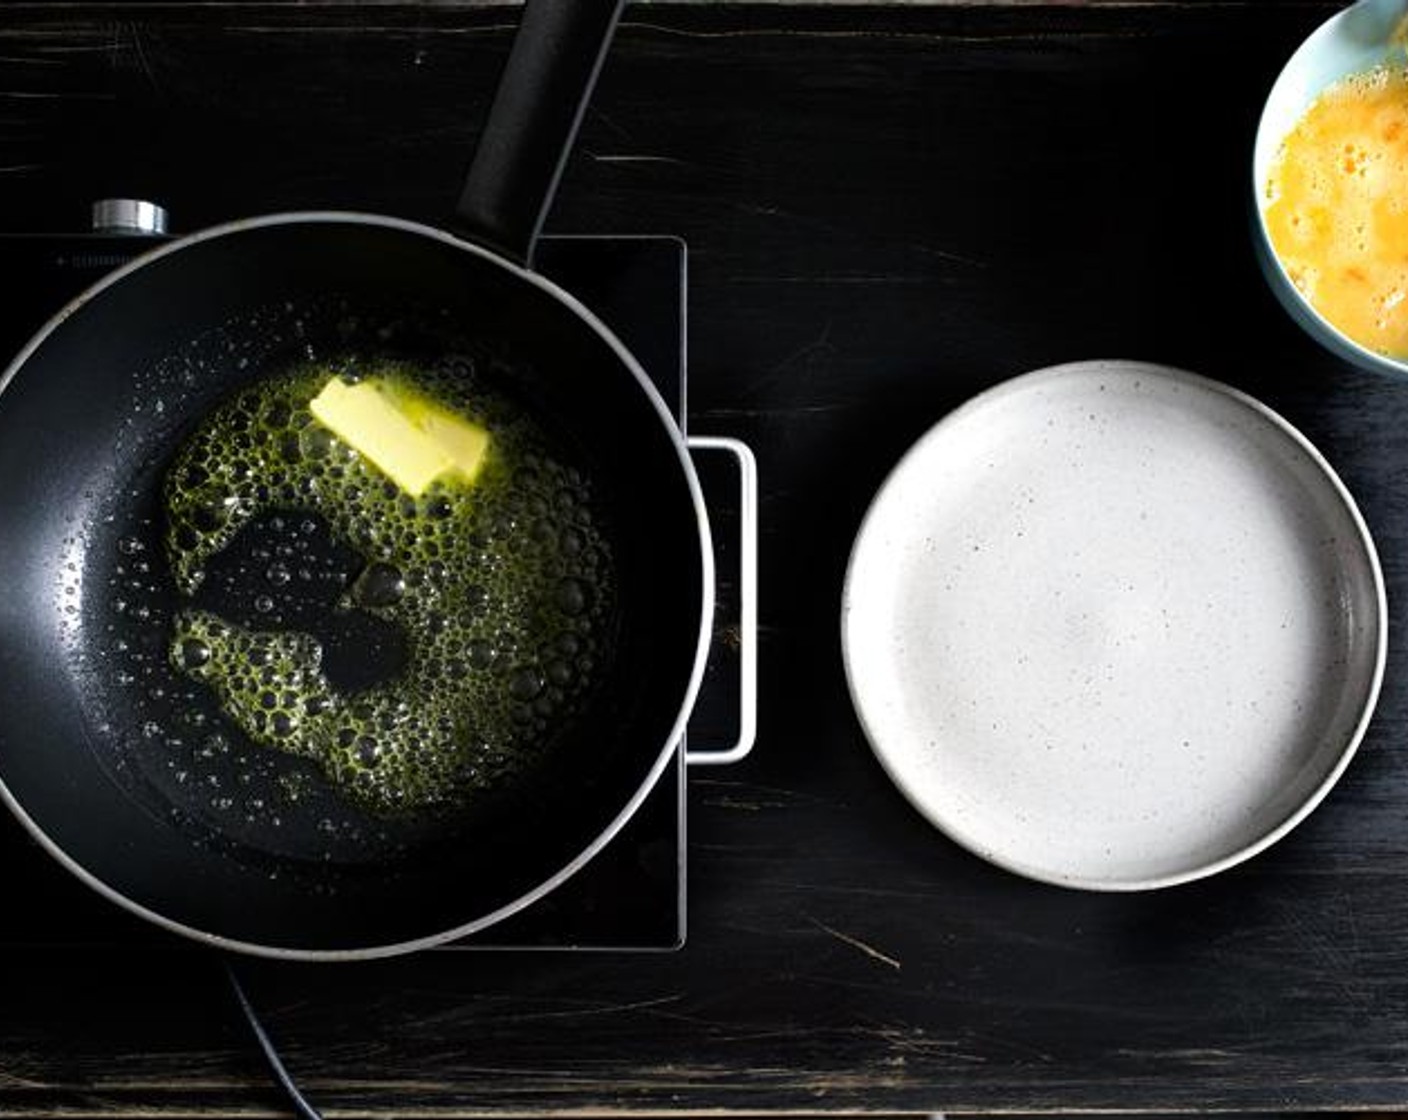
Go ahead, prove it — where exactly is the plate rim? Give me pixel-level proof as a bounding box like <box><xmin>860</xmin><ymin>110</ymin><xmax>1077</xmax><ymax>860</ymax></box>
<box><xmin>840</xmin><ymin>358</ymin><xmax>1388</xmax><ymax>891</ymax></box>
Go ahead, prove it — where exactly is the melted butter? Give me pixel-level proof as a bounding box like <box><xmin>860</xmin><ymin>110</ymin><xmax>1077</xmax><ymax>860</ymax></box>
<box><xmin>1265</xmin><ymin>63</ymin><xmax>1408</xmax><ymax>357</ymax></box>
<box><xmin>164</xmin><ymin>359</ymin><xmax>614</xmax><ymax>817</ymax></box>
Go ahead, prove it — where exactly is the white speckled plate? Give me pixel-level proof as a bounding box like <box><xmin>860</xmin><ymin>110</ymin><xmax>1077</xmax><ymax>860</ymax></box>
<box><xmin>841</xmin><ymin>361</ymin><xmax>1386</xmax><ymax>890</ymax></box>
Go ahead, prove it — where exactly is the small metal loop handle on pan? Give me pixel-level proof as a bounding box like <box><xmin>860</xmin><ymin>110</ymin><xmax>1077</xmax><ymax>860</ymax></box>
<box><xmin>684</xmin><ymin>436</ymin><xmax>758</xmax><ymax>766</ymax></box>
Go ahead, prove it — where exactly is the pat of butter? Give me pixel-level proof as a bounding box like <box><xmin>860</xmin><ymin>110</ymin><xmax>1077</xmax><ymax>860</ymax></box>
<box><xmin>309</xmin><ymin>377</ymin><xmax>489</xmax><ymax>497</ymax></box>
<box><xmin>395</xmin><ymin>392</ymin><xmax>492</xmax><ymax>486</ymax></box>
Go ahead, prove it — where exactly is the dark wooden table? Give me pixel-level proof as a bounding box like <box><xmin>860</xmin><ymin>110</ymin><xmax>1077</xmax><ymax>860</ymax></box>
<box><xmin>5</xmin><ymin>1</ymin><xmax>1408</xmax><ymax>1116</ymax></box>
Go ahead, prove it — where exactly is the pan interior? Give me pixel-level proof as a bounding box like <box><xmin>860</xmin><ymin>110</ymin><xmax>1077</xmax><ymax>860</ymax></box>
<box><xmin>0</xmin><ymin>217</ymin><xmax>705</xmax><ymax>951</ymax></box>
<box><xmin>842</xmin><ymin>360</ymin><xmax>1385</xmax><ymax>890</ymax></box>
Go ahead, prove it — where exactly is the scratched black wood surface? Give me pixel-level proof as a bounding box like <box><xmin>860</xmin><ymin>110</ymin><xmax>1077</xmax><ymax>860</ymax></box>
<box><xmin>5</xmin><ymin>2</ymin><xmax>1408</xmax><ymax>1117</ymax></box>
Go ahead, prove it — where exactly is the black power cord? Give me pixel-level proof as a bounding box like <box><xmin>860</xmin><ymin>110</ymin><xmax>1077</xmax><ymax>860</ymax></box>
<box><xmin>223</xmin><ymin>957</ymin><xmax>326</xmax><ymax>1120</ymax></box>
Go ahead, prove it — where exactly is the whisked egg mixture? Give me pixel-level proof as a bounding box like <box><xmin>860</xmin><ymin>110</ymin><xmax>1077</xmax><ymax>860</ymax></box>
<box><xmin>1265</xmin><ymin>62</ymin><xmax>1408</xmax><ymax>357</ymax></box>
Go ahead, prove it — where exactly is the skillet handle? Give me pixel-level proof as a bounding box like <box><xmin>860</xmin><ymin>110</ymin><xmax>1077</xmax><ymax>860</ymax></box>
<box><xmin>684</xmin><ymin>436</ymin><xmax>759</xmax><ymax>767</ymax></box>
<box><xmin>454</xmin><ymin>0</ymin><xmax>626</xmax><ymax>266</ymax></box>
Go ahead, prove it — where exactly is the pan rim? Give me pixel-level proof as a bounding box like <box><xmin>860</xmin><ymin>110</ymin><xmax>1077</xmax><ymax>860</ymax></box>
<box><xmin>0</xmin><ymin>209</ymin><xmax>715</xmax><ymax>958</ymax></box>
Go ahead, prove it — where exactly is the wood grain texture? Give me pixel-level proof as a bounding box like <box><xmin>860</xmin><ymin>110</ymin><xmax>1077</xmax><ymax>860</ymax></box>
<box><xmin>0</xmin><ymin>1</ymin><xmax>1353</xmax><ymax>11</ymax></box>
<box><xmin>6</xmin><ymin>2</ymin><xmax>1408</xmax><ymax>1117</ymax></box>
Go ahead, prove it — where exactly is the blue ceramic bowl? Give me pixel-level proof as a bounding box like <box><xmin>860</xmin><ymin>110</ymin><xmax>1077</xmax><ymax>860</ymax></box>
<box><xmin>1253</xmin><ymin>0</ymin><xmax>1408</xmax><ymax>376</ymax></box>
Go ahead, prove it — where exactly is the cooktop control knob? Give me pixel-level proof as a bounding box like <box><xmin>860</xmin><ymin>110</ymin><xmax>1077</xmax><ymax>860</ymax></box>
<box><xmin>90</xmin><ymin>198</ymin><xmax>169</xmax><ymax>236</ymax></box>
